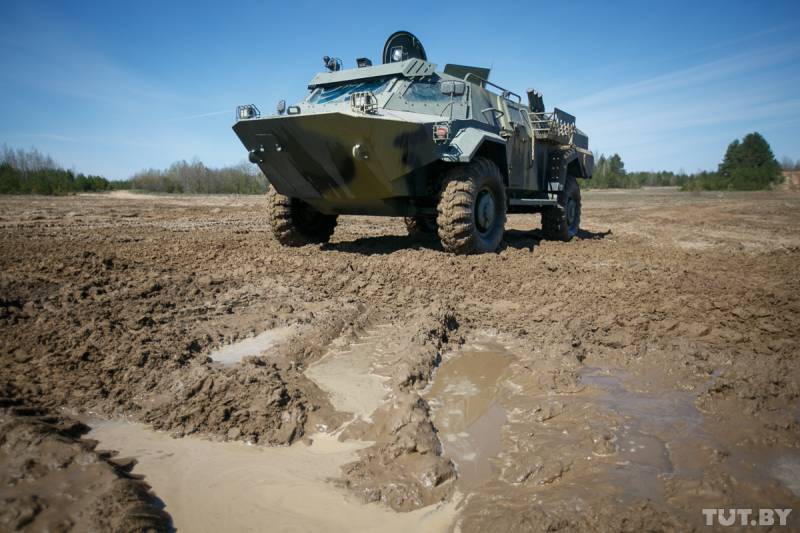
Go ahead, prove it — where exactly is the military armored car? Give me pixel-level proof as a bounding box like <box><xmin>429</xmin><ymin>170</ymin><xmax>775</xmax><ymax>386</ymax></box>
<box><xmin>233</xmin><ymin>31</ymin><xmax>594</xmax><ymax>254</ymax></box>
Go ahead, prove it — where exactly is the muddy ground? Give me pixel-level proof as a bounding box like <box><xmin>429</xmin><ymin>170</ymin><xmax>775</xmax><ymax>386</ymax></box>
<box><xmin>0</xmin><ymin>188</ymin><xmax>798</xmax><ymax>531</ymax></box>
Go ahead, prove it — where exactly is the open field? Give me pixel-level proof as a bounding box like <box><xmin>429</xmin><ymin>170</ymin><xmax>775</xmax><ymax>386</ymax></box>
<box><xmin>1</xmin><ymin>188</ymin><xmax>799</xmax><ymax>531</ymax></box>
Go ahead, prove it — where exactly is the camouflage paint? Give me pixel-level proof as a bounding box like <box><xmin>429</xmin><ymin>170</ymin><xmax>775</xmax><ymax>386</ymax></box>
<box><xmin>232</xmin><ymin>48</ymin><xmax>594</xmax><ymax>217</ymax></box>
<box><xmin>233</xmin><ymin>112</ymin><xmax>441</xmax><ymax>215</ymax></box>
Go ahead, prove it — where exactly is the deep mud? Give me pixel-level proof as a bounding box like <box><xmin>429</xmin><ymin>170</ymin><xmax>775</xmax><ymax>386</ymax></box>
<box><xmin>0</xmin><ymin>393</ymin><xmax>169</xmax><ymax>532</ymax></box>
<box><xmin>1</xmin><ymin>188</ymin><xmax>799</xmax><ymax>531</ymax></box>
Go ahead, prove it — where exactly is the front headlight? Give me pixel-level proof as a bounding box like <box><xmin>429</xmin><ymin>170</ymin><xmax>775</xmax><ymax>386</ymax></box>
<box><xmin>236</xmin><ymin>105</ymin><xmax>260</xmax><ymax>120</ymax></box>
<box><xmin>349</xmin><ymin>92</ymin><xmax>377</xmax><ymax>114</ymax></box>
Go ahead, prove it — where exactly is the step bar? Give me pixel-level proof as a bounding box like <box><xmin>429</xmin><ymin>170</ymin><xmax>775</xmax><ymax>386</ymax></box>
<box><xmin>509</xmin><ymin>198</ymin><xmax>559</xmax><ymax>207</ymax></box>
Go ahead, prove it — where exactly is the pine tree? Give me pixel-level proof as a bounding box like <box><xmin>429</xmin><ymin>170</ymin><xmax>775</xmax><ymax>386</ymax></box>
<box><xmin>718</xmin><ymin>139</ymin><xmax>742</xmax><ymax>177</ymax></box>
<box><xmin>716</xmin><ymin>132</ymin><xmax>781</xmax><ymax>190</ymax></box>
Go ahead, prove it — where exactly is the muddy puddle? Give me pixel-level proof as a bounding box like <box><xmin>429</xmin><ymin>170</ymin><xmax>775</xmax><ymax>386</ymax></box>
<box><xmin>425</xmin><ymin>339</ymin><xmax>514</xmax><ymax>489</ymax></box>
<box><xmin>209</xmin><ymin>325</ymin><xmax>298</xmax><ymax>365</ymax></box>
<box><xmin>305</xmin><ymin>326</ymin><xmax>393</xmax><ymax>421</ymax></box>
<box><xmin>88</xmin><ymin>420</ymin><xmax>459</xmax><ymax>533</ymax></box>
<box><xmin>83</xmin><ymin>337</ymin><xmax>799</xmax><ymax>531</ymax></box>
<box><xmin>505</xmin><ymin>365</ymin><xmax>800</xmax><ymax>524</ymax></box>
<box><xmin>579</xmin><ymin>367</ymin><xmax>702</xmax><ymax>502</ymax></box>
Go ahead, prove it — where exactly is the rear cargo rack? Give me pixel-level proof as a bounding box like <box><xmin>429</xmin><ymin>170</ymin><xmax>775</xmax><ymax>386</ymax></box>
<box><xmin>529</xmin><ymin>109</ymin><xmax>575</xmax><ymax>144</ymax></box>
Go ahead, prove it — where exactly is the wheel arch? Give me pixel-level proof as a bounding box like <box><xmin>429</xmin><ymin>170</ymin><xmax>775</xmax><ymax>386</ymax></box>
<box><xmin>474</xmin><ymin>141</ymin><xmax>509</xmax><ymax>185</ymax></box>
<box><xmin>446</xmin><ymin>129</ymin><xmax>509</xmax><ymax>185</ymax></box>
<box><xmin>565</xmin><ymin>149</ymin><xmax>594</xmax><ymax>179</ymax></box>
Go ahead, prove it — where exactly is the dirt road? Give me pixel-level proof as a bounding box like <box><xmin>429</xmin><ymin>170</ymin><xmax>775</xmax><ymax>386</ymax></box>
<box><xmin>1</xmin><ymin>188</ymin><xmax>798</xmax><ymax>531</ymax></box>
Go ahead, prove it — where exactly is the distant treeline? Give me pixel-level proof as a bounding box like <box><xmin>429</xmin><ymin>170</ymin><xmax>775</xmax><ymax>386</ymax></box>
<box><xmin>780</xmin><ymin>156</ymin><xmax>800</xmax><ymax>172</ymax></box>
<box><xmin>0</xmin><ymin>144</ymin><xmax>266</xmax><ymax>195</ymax></box>
<box><xmin>586</xmin><ymin>154</ymin><xmax>691</xmax><ymax>189</ymax></box>
<box><xmin>0</xmin><ymin>144</ymin><xmax>114</xmax><ymax>194</ymax></box>
<box><xmin>127</xmin><ymin>160</ymin><xmax>266</xmax><ymax>194</ymax></box>
<box><xmin>586</xmin><ymin>132</ymin><xmax>786</xmax><ymax>191</ymax></box>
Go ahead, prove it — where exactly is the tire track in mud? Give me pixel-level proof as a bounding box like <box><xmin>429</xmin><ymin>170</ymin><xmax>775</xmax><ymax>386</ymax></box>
<box><xmin>309</xmin><ymin>304</ymin><xmax>462</xmax><ymax>511</ymax></box>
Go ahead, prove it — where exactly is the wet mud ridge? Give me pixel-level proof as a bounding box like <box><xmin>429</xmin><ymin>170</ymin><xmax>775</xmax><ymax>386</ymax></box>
<box><xmin>1</xmin><ymin>190</ymin><xmax>799</xmax><ymax>531</ymax></box>
<box><xmin>326</xmin><ymin>307</ymin><xmax>460</xmax><ymax>511</ymax></box>
<box><xmin>0</xmin><ymin>394</ymin><xmax>169</xmax><ymax>532</ymax></box>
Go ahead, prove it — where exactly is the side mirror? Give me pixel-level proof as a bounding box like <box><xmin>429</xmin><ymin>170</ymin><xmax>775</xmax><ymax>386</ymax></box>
<box><xmin>440</xmin><ymin>80</ymin><xmax>466</xmax><ymax>97</ymax></box>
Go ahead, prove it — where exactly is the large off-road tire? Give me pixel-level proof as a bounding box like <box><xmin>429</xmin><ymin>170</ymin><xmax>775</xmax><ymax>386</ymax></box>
<box><xmin>266</xmin><ymin>187</ymin><xmax>338</xmax><ymax>246</ymax></box>
<box><xmin>542</xmin><ymin>176</ymin><xmax>581</xmax><ymax>241</ymax></box>
<box><xmin>404</xmin><ymin>215</ymin><xmax>438</xmax><ymax>237</ymax></box>
<box><xmin>437</xmin><ymin>157</ymin><xmax>507</xmax><ymax>254</ymax></box>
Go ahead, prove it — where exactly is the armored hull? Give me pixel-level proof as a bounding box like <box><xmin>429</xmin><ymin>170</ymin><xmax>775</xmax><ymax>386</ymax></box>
<box><xmin>234</xmin><ymin>112</ymin><xmax>442</xmax><ymax>216</ymax></box>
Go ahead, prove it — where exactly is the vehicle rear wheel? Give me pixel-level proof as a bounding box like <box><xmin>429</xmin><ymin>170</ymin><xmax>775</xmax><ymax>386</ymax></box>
<box><xmin>542</xmin><ymin>176</ymin><xmax>581</xmax><ymax>241</ymax></box>
<box><xmin>404</xmin><ymin>215</ymin><xmax>438</xmax><ymax>237</ymax></box>
<box><xmin>266</xmin><ymin>187</ymin><xmax>338</xmax><ymax>246</ymax></box>
<box><xmin>437</xmin><ymin>157</ymin><xmax>507</xmax><ymax>254</ymax></box>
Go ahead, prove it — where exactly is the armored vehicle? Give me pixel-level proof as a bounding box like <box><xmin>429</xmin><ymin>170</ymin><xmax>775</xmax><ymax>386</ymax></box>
<box><xmin>233</xmin><ymin>31</ymin><xmax>593</xmax><ymax>254</ymax></box>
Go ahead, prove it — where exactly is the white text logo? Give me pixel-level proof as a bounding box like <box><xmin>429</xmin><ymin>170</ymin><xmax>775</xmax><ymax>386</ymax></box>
<box><xmin>702</xmin><ymin>509</ymin><xmax>791</xmax><ymax>527</ymax></box>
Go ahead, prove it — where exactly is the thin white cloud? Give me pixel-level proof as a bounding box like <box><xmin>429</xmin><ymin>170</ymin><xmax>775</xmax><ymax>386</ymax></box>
<box><xmin>0</xmin><ymin>10</ymin><xmax>190</xmax><ymax>109</ymax></box>
<box><xmin>564</xmin><ymin>45</ymin><xmax>800</xmax><ymax>110</ymax></box>
<box><xmin>13</xmin><ymin>133</ymin><xmax>82</xmax><ymax>143</ymax></box>
<box><xmin>652</xmin><ymin>22</ymin><xmax>799</xmax><ymax>66</ymax></box>
<box><xmin>587</xmin><ymin>96</ymin><xmax>800</xmax><ymax>140</ymax></box>
<box><xmin>4</xmin><ymin>133</ymin><xmax>162</xmax><ymax>150</ymax></box>
<box><xmin>168</xmin><ymin>110</ymin><xmax>232</xmax><ymax>121</ymax></box>
<box><xmin>562</xmin><ymin>40</ymin><xmax>800</xmax><ymax>171</ymax></box>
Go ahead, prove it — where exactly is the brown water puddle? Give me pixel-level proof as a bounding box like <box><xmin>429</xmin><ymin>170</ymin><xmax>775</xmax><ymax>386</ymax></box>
<box><xmin>305</xmin><ymin>326</ymin><xmax>394</xmax><ymax>422</ymax></box>
<box><xmin>88</xmin><ymin>420</ymin><xmax>459</xmax><ymax>532</ymax></box>
<box><xmin>90</xmin><ymin>334</ymin><xmax>800</xmax><ymax>530</ymax></box>
<box><xmin>579</xmin><ymin>367</ymin><xmax>699</xmax><ymax>501</ymax></box>
<box><xmin>463</xmin><ymin>362</ymin><xmax>800</xmax><ymax>532</ymax></box>
<box><xmin>425</xmin><ymin>340</ymin><xmax>513</xmax><ymax>489</ymax></box>
<box><xmin>580</xmin><ymin>367</ymin><xmax>799</xmax><ymax>504</ymax></box>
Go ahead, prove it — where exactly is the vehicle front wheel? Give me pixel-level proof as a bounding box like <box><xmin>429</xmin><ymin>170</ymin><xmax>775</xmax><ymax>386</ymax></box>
<box><xmin>266</xmin><ymin>187</ymin><xmax>338</xmax><ymax>246</ymax></box>
<box><xmin>437</xmin><ymin>157</ymin><xmax>507</xmax><ymax>254</ymax></box>
<box><xmin>542</xmin><ymin>176</ymin><xmax>581</xmax><ymax>241</ymax></box>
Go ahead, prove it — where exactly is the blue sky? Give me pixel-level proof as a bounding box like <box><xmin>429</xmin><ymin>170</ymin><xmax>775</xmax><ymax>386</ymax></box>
<box><xmin>1</xmin><ymin>0</ymin><xmax>798</xmax><ymax>179</ymax></box>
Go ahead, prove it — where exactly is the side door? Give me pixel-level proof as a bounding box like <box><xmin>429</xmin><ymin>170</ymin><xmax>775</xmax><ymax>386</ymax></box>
<box><xmin>506</xmin><ymin>106</ymin><xmax>533</xmax><ymax>189</ymax></box>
